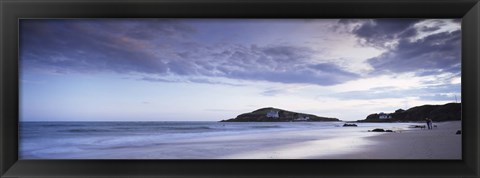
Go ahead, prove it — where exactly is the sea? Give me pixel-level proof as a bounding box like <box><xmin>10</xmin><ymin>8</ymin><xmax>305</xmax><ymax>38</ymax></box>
<box><xmin>19</xmin><ymin>121</ymin><xmax>417</xmax><ymax>159</ymax></box>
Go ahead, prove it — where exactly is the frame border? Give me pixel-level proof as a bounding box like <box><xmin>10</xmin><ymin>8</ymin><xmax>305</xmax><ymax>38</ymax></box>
<box><xmin>1</xmin><ymin>0</ymin><xmax>479</xmax><ymax>177</ymax></box>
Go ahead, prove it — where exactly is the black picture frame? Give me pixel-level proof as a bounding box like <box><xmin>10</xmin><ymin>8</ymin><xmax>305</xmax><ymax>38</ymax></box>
<box><xmin>1</xmin><ymin>0</ymin><xmax>479</xmax><ymax>177</ymax></box>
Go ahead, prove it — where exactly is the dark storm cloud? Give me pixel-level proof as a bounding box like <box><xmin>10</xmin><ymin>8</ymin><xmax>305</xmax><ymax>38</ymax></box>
<box><xmin>342</xmin><ymin>19</ymin><xmax>421</xmax><ymax>48</ymax></box>
<box><xmin>397</xmin><ymin>28</ymin><xmax>417</xmax><ymax>39</ymax></box>
<box><xmin>420</xmin><ymin>26</ymin><xmax>441</xmax><ymax>32</ymax></box>
<box><xmin>367</xmin><ymin>30</ymin><xmax>461</xmax><ymax>74</ymax></box>
<box><xmin>341</xmin><ymin>19</ymin><xmax>461</xmax><ymax>76</ymax></box>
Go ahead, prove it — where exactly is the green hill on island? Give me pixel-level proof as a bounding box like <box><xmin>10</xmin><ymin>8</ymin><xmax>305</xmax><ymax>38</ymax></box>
<box><xmin>357</xmin><ymin>103</ymin><xmax>461</xmax><ymax>122</ymax></box>
<box><xmin>220</xmin><ymin>107</ymin><xmax>339</xmax><ymax>122</ymax></box>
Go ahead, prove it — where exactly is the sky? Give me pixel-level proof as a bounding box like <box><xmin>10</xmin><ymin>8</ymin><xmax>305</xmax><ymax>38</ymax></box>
<box><xmin>19</xmin><ymin>19</ymin><xmax>461</xmax><ymax>121</ymax></box>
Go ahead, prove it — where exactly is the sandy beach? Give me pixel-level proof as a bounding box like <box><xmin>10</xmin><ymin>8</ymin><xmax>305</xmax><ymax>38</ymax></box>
<box><xmin>318</xmin><ymin>121</ymin><xmax>462</xmax><ymax>159</ymax></box>
<box><xmin>217</xmin><ymin>121</ymin><xmax>461</xmax><ymax>159</ymax></box>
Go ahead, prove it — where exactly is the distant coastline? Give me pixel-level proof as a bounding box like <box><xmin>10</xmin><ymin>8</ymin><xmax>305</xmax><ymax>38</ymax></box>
<box><xmin>356</xmin><ymin>102</ymin><xmax>460</xmax><ymax>123</ymax></box>
<box><xmin>221</xmin><ymin>103</ymin><xmax>461</xmax><ymax>123</ymax></box>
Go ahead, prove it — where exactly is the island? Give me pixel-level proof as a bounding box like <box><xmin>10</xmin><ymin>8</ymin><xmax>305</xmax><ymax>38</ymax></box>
<box><xmin>357</xmin><ymin>103</ymin><xmax>461</xmax><ymax>122</ymax></box>
<box><xmin>220</xmin><ymin>107</ymin><xmax>340</xmax><ymax>122</ymax></box>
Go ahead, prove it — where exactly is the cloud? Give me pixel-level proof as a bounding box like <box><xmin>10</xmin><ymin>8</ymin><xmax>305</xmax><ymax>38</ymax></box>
<box><xmin>341</xmin><ymin>19</ymin><xmax>461</xmax><ymax>76</ymax></box>
<box><xmin>140</xmin><ymin>77</ymin><xmax>177</xmax><ymax>83</ymax></box>
<box><xmin>330</xmin><ymin>83</ymin><xmax>460</xmax><ymax>100</ymax></box>
<box><xmin>187</xmin><ymin>78</ymin><xmax>244</xmax><ymax>87</ymax></box>
<box><xmin>367</xmin><ymin>30</ymin><xmax>461</xmax><ymax>75</ymax></box>
<box><xmin>309</xmin><ymin>63</ymin><xmax>358</xmax><ymax>79</ymax></box>
<box><xmin>22</xmin><ymin>19</ymin><xmax>459</xmax><ymax>87</ymax></box>
<box><xmin>419</xmin><ymin>93</ymin><xmax>459</xmax><ymax>101</ymax></box>
<box><xmin>140</xmin><ymin>76</ymin><xmax>244</xmax><ymax>87</ymax></box>
<box><xmin>124</xmin><ymin>19</ymin><xmax>196</xmax><ymax>40</ymax></box>
<box><xmin>223</xmin><ymin>64</ymin><xmax>358</xmax><ymax>86</ymax></box>
<box><xmin>20</xmin><ymin>19</ymin><xmax>194</xmax><ymax>75</ymax></box>
<box><xmin>21</xmin><ymin>20</ymin><xmax>360</xmax><ymax>86</ymax></box>
<box><xmin>261</xmin><ymin>89</ymin><xmax>285</xmax><ymax>96</ymax></box>
<box><xmin>340</xmin><ymin>19</ymin><xmax>421</xmax><ymax>48</ymax></box>
<box><xmin>208</xmin><ymin>45</ymin><xmax>360</xmax><ymax>85</ymax></box>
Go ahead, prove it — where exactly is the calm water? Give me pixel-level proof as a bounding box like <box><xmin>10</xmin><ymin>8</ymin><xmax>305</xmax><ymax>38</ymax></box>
<box><xmin>19</xmin><ymin>121</ymin><xmax>415</xmax><ymax>159</ymax></box>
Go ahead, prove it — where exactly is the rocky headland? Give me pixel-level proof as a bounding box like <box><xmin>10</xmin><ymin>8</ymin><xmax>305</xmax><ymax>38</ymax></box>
<box><xmin>221</xmin><ymin>107</ymin><xmax>339</xmax><ymax>122</ymax></box>
<box><xmin>357</xmin><ymin>103</ymin><xmax>461</xmax><ymax>122</ymax></box>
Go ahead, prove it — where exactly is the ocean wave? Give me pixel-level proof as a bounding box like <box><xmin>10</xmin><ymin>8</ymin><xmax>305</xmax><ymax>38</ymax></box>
<box><xmin>43</xmin><ymin>124</ymin><xmax>85</xmax><ymax>127</ymax></box>
<box><xmin>59</xmin><ymin>129</ymin><xmax>114</xmax><ymax>133</ymax></box>
<box><xmin>250</xmin><ymin>125</ymin><xmax>282</xmax><ymax>129</ymax></box>
<box><xmin>162</xmin><ymin>126</ymin><xmax>212</xmax><ymax>130</ymax></box>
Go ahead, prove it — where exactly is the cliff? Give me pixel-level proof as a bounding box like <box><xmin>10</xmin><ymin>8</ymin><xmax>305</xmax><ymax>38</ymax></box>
<box><xmin>357</xmin><ymin>103</ymin><xmax>461</xmax><ymax>122</ymax></box>
<box><xmin>220</xmin><ymin>107</ymin><xmax>340</xmax><ymax>122</ymax></box>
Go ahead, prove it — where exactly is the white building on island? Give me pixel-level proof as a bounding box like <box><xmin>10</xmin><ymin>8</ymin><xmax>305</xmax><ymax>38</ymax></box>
<box><xmin>378</xmin><ymin>112</ymin><xmax>392</xmax><ymax>119</ymax></box>
<box><xmin>266</xmin><ymin>110</ymin><xmax>279</xmax><ymax>118</ymax></box>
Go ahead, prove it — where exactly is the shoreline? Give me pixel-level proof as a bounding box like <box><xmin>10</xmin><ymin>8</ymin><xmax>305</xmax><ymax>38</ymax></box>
<box><xmin>216</xmin><ymin>121</ymin><xmax>461</xmax><ymax>159</ymax></box>
<box><xmin>20</xmin><ymin>121</ymin><xmax>461</xmax><ymax>159</ymax></box>
<box><xmin>309</xmin><ymin>121</ymin><xmax>461</xmax><ymax>159</ymax></box>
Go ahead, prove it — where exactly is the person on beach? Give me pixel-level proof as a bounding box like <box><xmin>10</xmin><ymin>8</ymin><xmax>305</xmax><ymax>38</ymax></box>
<box><xmin>425</xmin><ymin>117</ymin><xmax>432</xmax><ymax>130</ymax></box>
<box><xmin>428</xmin><ymin>118</ymin><xmax>433</xmax><ymax>129</ymax></box>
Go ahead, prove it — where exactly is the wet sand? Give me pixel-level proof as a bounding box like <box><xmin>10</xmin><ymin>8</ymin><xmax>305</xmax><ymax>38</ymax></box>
<box><xmin>311</xmin><ymin>121</ymin><xmax>461</xmax><ymax>159</ymax></box>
